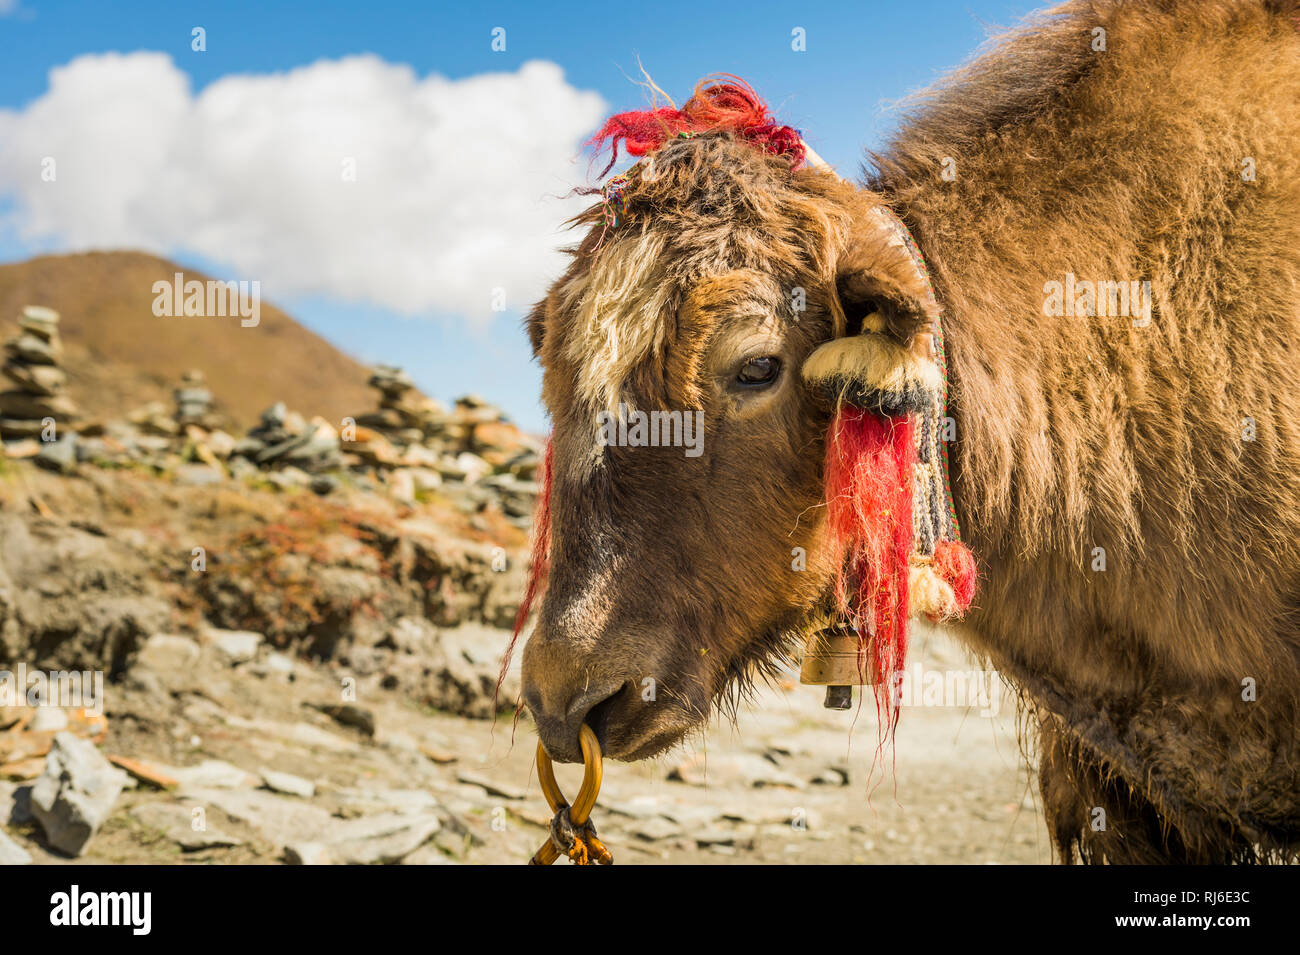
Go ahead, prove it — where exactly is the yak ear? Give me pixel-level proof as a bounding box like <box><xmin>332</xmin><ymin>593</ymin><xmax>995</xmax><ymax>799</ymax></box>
<box><xmin>525</xmin><ymin>299</ymin><xmax>546</xmax><ymax>358</ymax></box>
<box><xmin>801</xmin><ymin>200</ymin><xmax>943</xmax><ymax>415</ymax></box>
<box><xmin>801</xmin><ymin>324</ymin><xmax>942</xmax><ymax>417</ymax></box>
<box><xmin>801</xmin><ymin>250</ymin><xmax>942</xmax><ymax>417</ymax></box>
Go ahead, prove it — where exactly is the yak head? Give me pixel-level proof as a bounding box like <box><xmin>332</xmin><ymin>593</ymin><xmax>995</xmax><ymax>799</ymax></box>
<box><xmin>517</xmin><ymin>79</ymin><xmax>944</xmax><ymax>763</ymax></box>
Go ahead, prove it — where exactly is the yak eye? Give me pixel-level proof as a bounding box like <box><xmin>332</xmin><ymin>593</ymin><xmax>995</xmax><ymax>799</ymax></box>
<box><xmin>736</xmin><ymin>356</ymin><xmax>781</xmax><ymax>387</ymax></box>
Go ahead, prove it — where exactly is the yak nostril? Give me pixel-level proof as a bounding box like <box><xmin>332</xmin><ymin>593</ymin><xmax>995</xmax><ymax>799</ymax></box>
<box><xmin>582</xmin><ymin>683</ymin><xmax>629</xmax><ymax>751</ymax></box>
<box><xmin>532</xmin><ymin>681</ymin><xmax>624</xmax><ymax>763</ymax></box>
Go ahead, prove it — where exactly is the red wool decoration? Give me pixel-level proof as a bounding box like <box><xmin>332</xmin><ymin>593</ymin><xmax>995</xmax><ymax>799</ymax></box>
<box><xmin>933</xmin><ymin>538</ymin><xmax>978</xmax><ymax>612</ymax></box>
<box><xmin>586</xmin><ymin>75</ymin><xmax>807</xmax><ymax>178</ymax></box>
<box><xmin>497</xmin><ymin>441</ymin><xmax>553</xmax><ymax>692</ymax></box>
<box><xmin>823</xmin><ymin>407</ymin><xmax>916</xmax><ymax>712</ymax></box>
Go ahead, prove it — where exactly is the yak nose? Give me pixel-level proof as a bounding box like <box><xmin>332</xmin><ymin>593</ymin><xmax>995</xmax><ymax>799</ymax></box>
<box><xmin>521</xmin><ymin>639</ymin><xmax>622</xmax><ymax>763</ymax></box>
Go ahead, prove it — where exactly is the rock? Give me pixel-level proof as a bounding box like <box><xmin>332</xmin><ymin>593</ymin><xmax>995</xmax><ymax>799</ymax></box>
<box><xmin>340</xmin><ymin>427</ymin><xmax>398</xmax><ymax>466</ymax></box>
<box><xmin>165</xmin><ymin>759</ymin><xmax>260</xmax><ymax>790</ymax></box>
<box><xmin>325</xmin><ymin>812</ymin><xmax>442</xmax><ymax>865</ymax></box>
<box><xmin>132</xmin><ymin>633</ymin><xmax>201</xmax><ymax>675</ymax></box>
<box><xmin>227</xmin><ymin>456</ymin><xmax>258</xmax><ymax>480</ymax></box>
<box><xmin>203</xmin><ymin>628</ymin><xmax>262</xmax><ymax>663</ymax></box>
<box><xmin>1</xmin><ymin>437</ymin><xmax>41</xmax><ymax>457</ymax></box>
<box><xmin>223</xmin><ymin>717</ymin><xmax>356</xmax><ymax>753</ymax></box>
<box><xmin>628</xmin><ymin>817</ymin><xmax>683</xmax><ymax>841</ymax></box>
<box><xmin>368</xmin><ymin>365</ymin><xmax>415</xmax><ymax>395</ymax></box>
<box><xmin>34</xmin><ymin>434</ymin><xmax>78</xmax><ymax>473</ymax></box>
<box><xmin>387</xmin><ymin>468</ymin><xmax>415</xmax><ymax>504</ymax></box>
<box><xmin>18</xmin><ymin>305</ymin><xmax>60</xmax><ymax>339</ymax></box>
<box><xmin>691</xmin><ymin>828</ymin><xmax>739</xmax><ymax>847</ymax></box>
<box><xmin>127</xmin><ymin>401</ymin><xmax>178</xmax><ymax>436</ymax></box>
<box><xmin>335</xmin><ymin>788</ymin><xmax>440</xmax><ymax>813</ymax></box>
<box><xmin>284</xmin><ymin>841</ymin><xmax>333</xmax><ymax>865</ymax></box>
<box><xmin>667</xmin><ymin>752</ymin><xmax>805</xmax><ymax>790</ymax></box>
<box><xmin>260</xmin><ymin>769</ymin><xmax>315</xmax><ymax>799</ymax></box>
<box><xmin>4</xmin><ymin>782</ymin><xmax>33</xmax><ymax>825</ymax></box>
<box><xmin>455</xmin><ymin>771</ymin><xmax>527</xmax><ymax>801</ymax></box>
<box><xmin>174</xmin><ymin>463</ymin><xmax>224</xmax><ymax>486</ymax></box>
<box><xmin>2</xmin><ymin>361</ymin><xmax>65</xmax><ymax>395</ymax></box>
<box><xmin>306</xmin><ymin>703</ymin><xmax>376</xmax><ymax>737</ymax></box>
<box><xmin>258</xmin><ymin>653</ymin><xmax>299</xmax><ymax>677</ymax></box>
<box><xmin>4</xmin><ymin>332</ymin><xmax>62</xmax><ymax>366</ymax></box>
<box><xmin>409</xmin><ymin>468</ymin><xmax>442</xmax><ymax>493</ymax></box>
<box><xmin>28</xmin><ymin>708</ymin><xmax>69</xmax><ymax>733</ymax></box>
<box><xmin>0</xmin><ymin>827</ymin><xmax>32</xmax><ymax>865</ymax></box>
<box><xmin>452</xmin><ymin>452</ymin><xmax>491</xmax><ymax>484</ymax></box>
<box><xmin>180</xmin><ymin>788</ymin><xmax>333</xmax><ymax>847</ymax></box>
<box><xmin>173</xmin><ymin>370</ymin><xmax>217</xmax><ymax>427</ymax></box>
<box><xmin>29</xmin><ymin>732</ymin><xmax>128</xmax><ymax>856</ymax></box>
<box><xmin>186</xmin><ymin>787</ymin><xmax>438</xmax><ymax>863</ymax></box>
<box><xmin>265</xmin><ymin>466</ymin><xmax>311</xmax><ymax>490</ymax></box>
<box><xmin>401</xmin><ymin>843</ymin><xmax>460</xmax><ymax>865</ymax></box>
<box><xmin>415</xmin><ymin>623</ymin><xmax>520</xmax><ymax>719</ymax></box>
<box><xmin>0</xmin><ymin>418</ymin><xmax>47</xmax><ymax>438</ymax></box>
<box><xmin>811</xmin><ymin>766</ymin><xmax>850</xmax><ymax>786</ymax></box>
<box><xmin>0</xmin><ymin>391</ymin><xmax>79</xmax><ymax>420</ymax></box>
<box><xmin>259</xmin><ymin>402</ymin><xmax>288</xmax><ymax>430</ymax></box>
<box><xmin>382</xmin><ymin>616</ymin><xmax>438</xmax><ymax>655</ymax></box>
<box><xmin>131</xmin><ymin>802</ymin><xmax>242</xmax><ymax>850</ymax></box>
<box><xmin>204</xmin><ymin>429</ymin><xmax>236</xmax><ymax>458</ymax></box>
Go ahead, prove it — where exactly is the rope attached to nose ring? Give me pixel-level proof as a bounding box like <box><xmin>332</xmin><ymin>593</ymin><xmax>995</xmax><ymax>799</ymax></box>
<box><xmin>529</xmin><ymin>724</ymin><xmax>613</xmax><ymax>865</ymax></box>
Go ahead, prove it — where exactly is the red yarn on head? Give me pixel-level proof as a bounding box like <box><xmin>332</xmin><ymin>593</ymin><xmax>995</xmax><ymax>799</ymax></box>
<box><xmin>587</xmin><ymin>75</ymin><xmax>808</xmax><ymax>178</ymax></box>
<box><xmin>823</xmin><ymin>407</ymin><xmax>916</xmax><ymax>725</ymax></box>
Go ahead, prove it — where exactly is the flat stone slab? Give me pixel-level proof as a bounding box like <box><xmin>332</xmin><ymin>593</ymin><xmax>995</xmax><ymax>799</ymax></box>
<box><xmin>131</xmin><ymin>802</ymin><xmax>243</xmax><ymax>850</ymax></box>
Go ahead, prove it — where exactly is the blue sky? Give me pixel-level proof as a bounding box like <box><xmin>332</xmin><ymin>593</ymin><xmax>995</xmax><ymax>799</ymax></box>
<box><xmin>0</xmin><ymin>0</ymin><xmax>1035</xmax><ymax>431</ymax></box>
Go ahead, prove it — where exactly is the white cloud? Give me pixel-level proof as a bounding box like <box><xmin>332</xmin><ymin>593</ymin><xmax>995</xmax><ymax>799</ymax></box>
<box><xmin>0</xmin><ymin>53</ymin><xmax>607</xmax><ymax>317</ymax></box>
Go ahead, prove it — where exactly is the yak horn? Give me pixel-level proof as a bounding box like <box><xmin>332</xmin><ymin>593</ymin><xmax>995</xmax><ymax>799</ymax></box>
<box><xmin>800</xmin><ymin>141</ymin><xmax>838</xmax><ymax>176</ymax></box>
<box><xmin>800</xmin><ymin>138</ymin><xmax>938</xmax><ymax>355</ymax></box>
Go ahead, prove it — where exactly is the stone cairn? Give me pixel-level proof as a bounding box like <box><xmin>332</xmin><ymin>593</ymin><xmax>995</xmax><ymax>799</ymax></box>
<box><xmin>174</xmin><ymin>369</ymin><xmax>218</xmax><ymax>430</ymax></box>
<box><xmin>342</xmin><ymin>368</ymin><xmax>542</xmax><ymax>524</ymax></box>
<box><xmin>0</xmin><ymin>306</ymin><xmax>78</xmax><ymax>441</ymax></box>
<box><xmin>231</xmin><ymin>402</ymin><xmax>343</xmax><ymax>480</ymax></box>
<box><xmin>0</xmin><ymin>335</ymin><xmax>542</xmax><ymax>519</ymax></box>
<box><xmin>355</xmin><ymin>365</ymin><xmax>449</xmax><ymax>445</ymax></box>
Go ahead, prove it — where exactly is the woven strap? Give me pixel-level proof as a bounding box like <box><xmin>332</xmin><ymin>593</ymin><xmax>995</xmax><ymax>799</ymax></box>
<box><xmin>874</xmin><ymin>206</ymin><xmax>963</xmax><ymax>544</ymax></box>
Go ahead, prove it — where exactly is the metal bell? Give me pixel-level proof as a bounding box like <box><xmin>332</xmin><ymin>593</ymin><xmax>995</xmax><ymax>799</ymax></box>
<box><xmin>799</xmin><ymin>625</ymin><xmax>873</xmax><ymax>710</ymax></box>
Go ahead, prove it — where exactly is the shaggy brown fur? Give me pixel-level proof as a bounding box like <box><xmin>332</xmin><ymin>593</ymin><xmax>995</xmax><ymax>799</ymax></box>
<box><xmin>521</xmin><ymin>0</ymin><xmax>1300</xmax><ymax>863</ymax></box>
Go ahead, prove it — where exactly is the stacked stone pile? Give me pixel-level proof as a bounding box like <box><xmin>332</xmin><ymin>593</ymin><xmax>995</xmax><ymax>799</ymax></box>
<box><xmin>174</xmin><ymin>369</ymin><xmax>220</xmax><ymax>430</ymax></box>
<box><xmin>0</xmin><ymin>306</ymin><xmax>79</xmax><ymax>441</ymax></box>
<box><xmin>341</xmin><ymin>370</ymin><xmax>542</xmax><ymax>524</ymax></box>
<box><xmin>231</xmin><ymin>401</ymin><xmax>343</xmax><ymax>478</ymax></box>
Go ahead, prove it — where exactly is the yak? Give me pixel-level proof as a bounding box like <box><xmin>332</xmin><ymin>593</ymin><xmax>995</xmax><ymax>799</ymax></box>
<box><xmin>517</xmin><ymin>0</ymin><xmax>1300</xmax><ymax>863</ymax></box>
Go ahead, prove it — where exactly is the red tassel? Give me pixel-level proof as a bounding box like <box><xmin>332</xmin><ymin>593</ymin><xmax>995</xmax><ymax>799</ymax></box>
<box><xmin>497</xmin><ymin>441</ymin><xmax>553</xmax><ymax>693</ymax></box>
<box><xmin>823</xmin><ymin>407</ymin><xmax>916</xmax><ymax>712</ymax></box>
<box><xmin>933</xmin><ymin>538</ymin><xmax>977</xmax><ymax>612</ymax></box>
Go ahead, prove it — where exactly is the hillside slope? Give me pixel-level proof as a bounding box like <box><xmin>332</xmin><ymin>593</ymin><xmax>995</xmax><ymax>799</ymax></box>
<box><xmin>0</xmin><ymin>251</ymin><xmax>375</xmax><ymax>428</ymax></box>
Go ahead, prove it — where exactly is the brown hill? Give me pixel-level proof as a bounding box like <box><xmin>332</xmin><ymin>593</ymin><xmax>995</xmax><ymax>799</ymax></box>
<box><xmin>0</xmin><ymin>251</ymin><xmax>376</xmax><ymax>429</ymax></box>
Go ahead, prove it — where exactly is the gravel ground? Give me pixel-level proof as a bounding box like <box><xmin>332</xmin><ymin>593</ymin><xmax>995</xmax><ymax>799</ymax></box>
<box><xmin>3</xmin><ymin>621</ymin><xmax>1050</xmax><ymax>866</ymax></box>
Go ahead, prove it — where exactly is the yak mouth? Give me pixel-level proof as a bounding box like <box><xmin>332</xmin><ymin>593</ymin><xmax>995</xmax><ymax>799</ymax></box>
<box><xmin>563</xmin><ymin>682</ymin><xmax>706</xmax><ymax>763</ymax></box>
<box><xmin>526</xmin><ymin>618</ymin><xmax>804</xmax><ymax>765</ymax></box>
<box><xmin>579</xmin><ymin>624</ymin><xmax>801</xmax><ymax>763</ymax></box>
